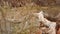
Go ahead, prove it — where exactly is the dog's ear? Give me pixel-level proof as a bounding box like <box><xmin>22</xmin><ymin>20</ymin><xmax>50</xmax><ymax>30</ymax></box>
<box><xmin>33</xmin><ymin>11</ymin><xmax>44</xmax><ymax>21</ymax></box>
<box><xmin>33</xmin><ymin>11</ymin><xmax>44</xmax><ymax>17</ymax></box>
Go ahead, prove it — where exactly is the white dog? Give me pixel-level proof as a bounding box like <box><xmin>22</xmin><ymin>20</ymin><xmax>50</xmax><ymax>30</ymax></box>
<box><xmin>34</xmin><ymin>11</ymin><xmax>56</xmax><ymax>34</ymax></box>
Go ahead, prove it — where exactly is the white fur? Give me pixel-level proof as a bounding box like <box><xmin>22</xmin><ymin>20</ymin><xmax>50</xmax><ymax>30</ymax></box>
<box><xmin>34</xmin><ymin>11</ymin><xmax>56</xmax><ymax>34</ymax></box>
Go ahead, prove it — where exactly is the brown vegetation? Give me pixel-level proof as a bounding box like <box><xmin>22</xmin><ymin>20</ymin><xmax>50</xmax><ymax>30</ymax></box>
<box><xmin>0</xmin><ymin>0</ymin><xmax>60</xmax><ymax>7</ymax></box>
<box><xmin>0</xmin><ymin>0</ymin><xmax>60</xmax><ymax>34</ymax></box>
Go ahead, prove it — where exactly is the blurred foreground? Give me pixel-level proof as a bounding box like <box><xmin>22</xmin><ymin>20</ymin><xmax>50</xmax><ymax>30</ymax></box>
<box><xmin>0</xmin><ymin>0</ymin><xmax>60</xmax><ymax>34</ymax></box>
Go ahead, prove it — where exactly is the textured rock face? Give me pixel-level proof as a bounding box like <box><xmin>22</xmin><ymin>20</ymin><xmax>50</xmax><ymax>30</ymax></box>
<box><xmin>56</xmin><ymin>0</ymin><xmax>60</xmax><ymax>5</ymax></box>
<box><xmin>32</xmin><ymin>0</ymin><xmax>48</xmax><ymax>6</ymax></box>
<box><xmin>37</xmin><ymin>0</ymin><xmax>60</xmax><ymax>6</ymax></box>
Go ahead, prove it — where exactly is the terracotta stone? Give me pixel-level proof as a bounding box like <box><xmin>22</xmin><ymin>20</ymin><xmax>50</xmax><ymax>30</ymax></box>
<box><xmin>57</xmin><ymin>28</ymin><xmax>60</xmax><ymax>34</ymax></box>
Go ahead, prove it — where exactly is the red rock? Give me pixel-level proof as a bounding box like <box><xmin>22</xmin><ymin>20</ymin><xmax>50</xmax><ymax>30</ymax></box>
<box><xmin>57</xmin><ymin>28</ymin><xmax>60</xmax><ymax>34</ymax></box>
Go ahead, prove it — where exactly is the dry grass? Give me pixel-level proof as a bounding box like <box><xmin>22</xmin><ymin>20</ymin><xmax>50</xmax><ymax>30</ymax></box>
<box><xmin>0</xmin><ymin>2</ymin><xmax>60</xmax><ymax>34</ymax></box>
